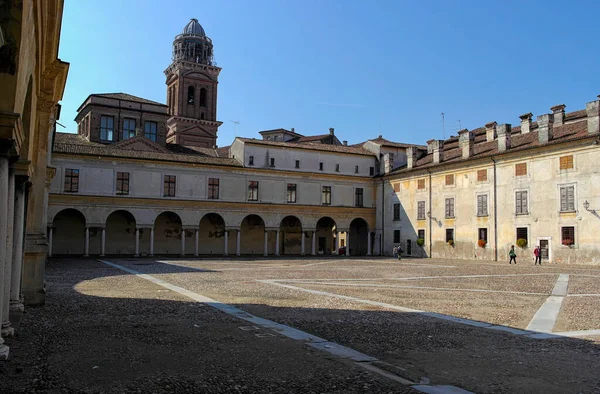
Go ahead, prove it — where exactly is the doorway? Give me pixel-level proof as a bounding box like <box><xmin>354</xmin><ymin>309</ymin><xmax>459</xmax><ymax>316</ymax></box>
<box><xmin>537</xmin><ymin>237</ymin><xmax>552</xmax><ymax>263</ymax></box>
<box><xmin>406</xmin><ymin>239</ymin><xmax>412</xmax><ymax>256</ymax></box>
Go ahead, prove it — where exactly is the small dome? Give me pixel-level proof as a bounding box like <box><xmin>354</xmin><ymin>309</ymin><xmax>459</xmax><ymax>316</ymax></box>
<box><xmin>182</xmin><ymin>18</ymin><xmax>205</xmax><ymax>36</ymax></box>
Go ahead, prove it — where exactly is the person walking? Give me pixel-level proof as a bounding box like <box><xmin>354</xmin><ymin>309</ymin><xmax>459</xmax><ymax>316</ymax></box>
<box><xmin>509</xmin><ymin>245</ymin><xmax>517</xmax><ymax>264</ymax></box>
<box><xmin>534</xmin><ymin>246</ymin><xmax>542</xmax><ymax>265</ymax></box>
<box><xmin>397</xmin><ymin>245</ymin><xmax>403</xmax><ymax>260</ymax></box>
<box><xmin>393</xmin><ymin>246</ymin><xmax>398</xmax><ymax>259</ymax></box>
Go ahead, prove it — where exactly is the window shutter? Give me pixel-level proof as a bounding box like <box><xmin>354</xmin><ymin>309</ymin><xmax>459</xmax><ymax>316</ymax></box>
<box><xmin>567</xmin><ymin>187</ymin><xmax>574</xmax><ymax>211</ymax></box>
<box><xmin>516</xmin><ymin>192</ymin><xmax>522</xmax><ymax>214</ymax></box>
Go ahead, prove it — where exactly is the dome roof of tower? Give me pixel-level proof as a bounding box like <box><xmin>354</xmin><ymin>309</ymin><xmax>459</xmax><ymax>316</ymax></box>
<box><xmin>182</xmin><ymin>18</ymin><xmax>205</xmax><ymax>36</ymax></box>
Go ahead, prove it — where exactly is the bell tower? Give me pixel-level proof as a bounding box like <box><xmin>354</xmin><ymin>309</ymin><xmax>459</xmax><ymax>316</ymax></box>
<box><xmin>164</xmin><ymin>19</ymin><xmax>222</xmax><ymax>148</ymax></box>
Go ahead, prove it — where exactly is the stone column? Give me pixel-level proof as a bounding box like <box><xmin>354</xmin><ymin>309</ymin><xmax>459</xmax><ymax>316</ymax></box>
<box><xmin>100</xmin><ymin>228</ymin><xmax>106</xmax><ymax>257</ymax></box>
<box><xmin>334</xmin><ymin>232</ymin><xmax>340</xmax><ymax>254</ymax></box>
<box><xmin>236</xmin><ymin>230</ymin><xmax>241</xmax><ymax>256</ymax></box>
<box><xmin>48</xmin><ymin>227</ymin><xmax>53</xmax><ymax>257</ymax></box>
<box><xmin>135</xmin><ymin>228</ymin><xmax>140</xmax><ymax>257</ymax></box>
<box><xmin>1</xmin><ymin>167</ymin><xmax>15</xmax><ymax>337</ymax></box>
<box><xmin>224</xmin><ymin>230</ymin><xmax>229</xmax><ymax>256</ymax></box>
<box><xmin>84</xmin><ymin>227</ymin><xmax>90</xmax><ymax>257</ymax></box>
<box><xmin>346</xmin><ymin>231</ymin><xmax>350</xmax><ymax>256</ymax></box>
<box><xmin>194</xmin><ymin>229</ymin><xmax>199</xmax><ymax>257</ymax></box>
<box><xmin>301</xmin><ymin>232</ymin><xmax>305</xmax><ymax>256</ymax></box>
<box><xmin>311</xmin><ymin>231</ymin><xmax>316</xmax><ymax>256</ymax></box>
<box><xmin>180</xmin><ymin>229</ymin><xmax>185</xmax><ymax>257</ymax></box>
<box><xmin>367</xmin><ymin>232</ymin><xmax>372</xmax><ymax>256</ymax></box>
<box><xmin>10</xmin><ymin>177</ymin><xmax>27</xmax><ymax>312</ymax></box>
<box><xmin>149</xmin><ymin>228</ymin><xmax>155</xmax><ymax>256</ymax></box>
<box><xmin>275</xmin><ymin>230</ymin><xmax>280</xmax><ymax>256</ymax></box>
<box><xmin>0</xmin><ymin>152</ymin><xmax>10</xmax><ymax>358</ymax></box>
<box><xmin>263</xmin><ymin>231</ymin><xmax>268</xmax><ymax>257</ymax></box>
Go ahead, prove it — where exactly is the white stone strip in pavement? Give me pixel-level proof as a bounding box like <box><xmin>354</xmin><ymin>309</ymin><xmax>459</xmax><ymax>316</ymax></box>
<box><xmin>567</xmin><ymin>294</ymin><xmax>600</xmax><ymax>297</ymax></box>
<box><xmin>269</xmin><ymin>272</ymin><xmax>554</xmax><ymax>283</ymax></box>
<box><xmin>285</xmin><ymin>280</ymin><xmax>548</xmax><ymax>296</ymax></box>
<box><xmin>526</xmin><ymin>274</ymin><xmax>569</xmax><ymax>333</ymax></box>
<box><xmin>98</xmin><ymin>260</ymin><xmax>472</xmax><ymax>394</ymax></box>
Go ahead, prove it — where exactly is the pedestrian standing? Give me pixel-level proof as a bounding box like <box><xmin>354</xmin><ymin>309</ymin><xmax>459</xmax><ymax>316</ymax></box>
<box><xmin>398</xmin><ymin>245</ymin><xmax>403</xmax><ymax>260</ymax></box>
<box><xmin>534</xmin><ymin>246</ymin><xmax>542</xmax><ymax>265</ymax></box>
<box><xmin>393</xmin><ymin>246</ymin><xmax>398</xmax><ymax>259</ymax></box>
<box><xmin>509</xmin><ymin>245</ymin><xmax>517</xmax><ymax>264</ymax></box>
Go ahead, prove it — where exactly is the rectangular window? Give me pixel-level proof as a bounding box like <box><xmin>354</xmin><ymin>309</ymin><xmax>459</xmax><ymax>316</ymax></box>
<box><xmin>270</xmin><ymin>157</ymin><xmax>275</xmax><ymax>167</ymax></box>
<box><xmin>355</xmin><ymin>188</ymin><xmax>364</xmax><ymax>207</ymax></box>
<box><xmin>446</xmin><ymin>229</ymin><xmax>454</xmax><ymax>242</ymax></box>
<box><xmin>393</xmin><ymin>183</ymin><xmax>400</xmax><ymax>192</ymax></box>
<box><xmin>560</xmin><ymin>186</ymin><xmax>575</xmax><ymax>212</ymax></box>
<box><xmin>208</xmin><ymin>178</ymin><xmax>219</xmax><ymax>199</ymax></box>
<box><xmin>116</xmin><ymin>172</ymin><xmax>129</xmax><ymax>195</ymax></box>
<box><xmin>515</xmin><ymin>163</ymin><xmax>527</xmax><ymax>176</ymax></box>
<box><xmin>515</xmin><ymin>191</ymin><xmax>528</xmax><ymax>215</ymax></box>
<box><xmin>445</xmin><ymin>174</ymin><xmax>454</xmax><ymax>186</ymax></box>
<box><xmin>477</xmin><ymin>169</ymin><xmax>487</xmax><ymax>182</ymax></box>
<box><xmin>478</xmin><ymin>228</ymin><xmax>488</xmax><ymax>243</ymax></box>
<box><xmin>287</xmin><ymin>183</ymin><xmax>297</xmax><ymax>203</ymax></box>
<box><xmin>445</xmin><ymin>198</ymin><xmax>455</xmax><ymax>218</ymax></box>
<box><xmin>560</xmin><ymin>155</ymin><xmax>574</xmax><ymax>170</ymax></box>
<box><xmin>295</xmin><ymin>160</ymin><xmax>300</xmax><ymax>169</ymax></box>
<box><xmin>418</xmin><ymin>229</ymin><xmax>425</xmax><ymax>241</ymax></box>
<box><xmin>322</xmin><ymin>186</ymin><xmax>331</xmax><ymax>205</ymax></box>
<box><xmin>516</xmin><ymin>227</ymin><xmax>528</xmax><ymax>243</ymax></box>
<box><xmin>335</xmin><ymin>164</ymin><xmax>340</xmax><ymax>172</ymax></box>
<box><xmin>369</xmin><ymin>167</ymin><xmax>374</xmax><ymax>176</ymax></box>
<box><xmin>64</xmin><ymin>168</ymin><xmax>79</xmax><ymax>193</ymax></box>
<box><xmin>417</xmin><ymin>201</ymin><xmax>426</xmax><ymax>220</ymax></box>
<box><xmin>248</xmin><ymin>156</ymin><xmax>254</xmax><ymax>165</ymax></box>
<box><xmin>417</xmin><ymin>179</ymin><xmax>426</xmax><ymax>189</ymax></box>
<box><xmin>355</xmin><ymin>165</ymin><xmax>359</xmax><ymax>174</ymax></box>
<box><xmin>561</xmin><ymin>226</ymin><xmax>575</xmax><ymax>246</ymax></box>
<box><xmin>319</xmin><ymin>162</ymin><xmax>324</xmax><ymax>171</ymax></box>
<box><xmin>163</xmin><ymin>175</ymin><xmax>176</xmax><ymax>197</ymax></box>
<box><xmin>248</xmin><ymin>181</ymin><xmax>259</xmax><ymax>201</ymax></box>
<box><xmin>477</xmin><ymin>194</ymin><xmax>488</xmax><ymax>216</ymax></box>
<box><xmin>144</xmin><ymin>121</ymin><xmax>157</xmax><ymax>142</ymax></box>
<box><xmin>393</xmin><ymin>203</ymin><xmax>400</xmax><ymax>221</ymax></box>
<box><xmin>100</xmin><ymin>116</ymin><xmax>114</xmax><ymax>141</ymax></box>
<box><xmin>123</xmin><ymin>118</ymin><xmax>136</xmax><ymax>140</ymax></box>
<box><xmin>394</xmin><ymin>230</ymin><xmax>400</xmax><ymax>243</ymax></box>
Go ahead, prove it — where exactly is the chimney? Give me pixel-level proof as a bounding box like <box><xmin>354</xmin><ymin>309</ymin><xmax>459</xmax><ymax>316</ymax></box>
<box><xmin>458</xmin><ymin>128</ymin><xmax>474</xmax><ymax>159</ymax></box>
<box><xmin>383</xmin><ymin>153</ymin><xmax>392</xmax><ymax>174</ymax></box>
<box><xmin>343</xmin><ymin>140</ymin><xmax>348</xmax><ymax>146</ymax></box>
<box><xmin>485</xmin><ymin>121</ymin><xmax>497</xmax><ymax>142</ymax></box>
<box><xmin>519</xmin><ymin>112</ymin><xmax>533</xmax><ymax>134</ymax></box>
<box><xmin>329</xmin><ymin>127</ymin><xmax>334</xmax><ymax>136</ymax></box>
<box><xmin>586</xmin><ymin>96</ymin><xmax>600</xmax><ymax>134</ymax></box>
<box><xmin>427</xmin><ymin>139</ymin><xmax>444</xmax><ymax>164</ymax></box>
<box><xmin>407</xmin><ymin>146</ymin><xmax>418</xmax><ymax>169</ymax></box>
<box><xmin>537</xmin><ymin>114</ymin><xmax>554</xmax><ymax>143</ymax></box>
<box><xmin>291</xmin><ymin>127</ymin><xmax>295</xmax><ymax>133</ymax></box>
<box><xmin>497</xmin><ymin>124</ymin><xmax>512</xmax><ymax>152</ymax></box>
<box><xmin>551</xmin><ymin>104</ymin><xmax>566</xmax><ymax>126</ymax></box>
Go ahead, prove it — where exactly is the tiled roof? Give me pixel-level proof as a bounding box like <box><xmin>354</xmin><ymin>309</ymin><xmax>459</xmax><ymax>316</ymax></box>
<box><xmin>91</xmin><ymin>93</ymin><xmax>167</xmax><ymax>106</ymax></box>
<box><xmin>259</xmin><ymin>128</ymin><xmax>304</xmax><ymax>137</ymax></box>
<box><xmin>367</xmin><ymin>136</ymin><xmax>427</xmax><ymax>149</ymax></box>
<box><xmin>53</xmin><ymin>133</ymin><xmax>240</xmax><ymax>166</ymax></box>
<box><xmin>296</xmin><ymin>134</ymin><xmax>331</xmax><ymax>143</ymax></box>
<box><xmin>237</xmin><ymin>137</ymin><xmax>376</xmax><ymax>156</ymax></box>
<box><xmin>216</xmin><ymin>145</ymin><xmax>230</xmax><ymax>157</ymax></box>
<box><xmin>394</xmin><ymin>119</ymin><xmax>595</xmax><ymax>174</ymax></box>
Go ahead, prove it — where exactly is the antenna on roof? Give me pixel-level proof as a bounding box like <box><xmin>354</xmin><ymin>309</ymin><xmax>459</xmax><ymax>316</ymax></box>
<box><xmin>441</xmin><ymin>112</ymin><xmax>445</xmax><ymax>140</ymax></box>
<box><xmin>457</xmin><ymin>119</ymin><xmax>462</xmax><ymax>131</ymax></box>
<box><xmin>230</xmin><ymin>120</ymin><xmax>240</xmax><ymax>137</ymax></box>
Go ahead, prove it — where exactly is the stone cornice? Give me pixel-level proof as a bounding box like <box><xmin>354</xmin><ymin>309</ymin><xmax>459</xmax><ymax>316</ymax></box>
<box><xmin>166</xmin><ymin>116</ymin><xmax>223</xmax><ymax>128</ymax></box>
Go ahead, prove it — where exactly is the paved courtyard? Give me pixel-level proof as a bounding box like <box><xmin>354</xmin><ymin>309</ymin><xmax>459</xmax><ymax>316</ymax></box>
<box><xmin>2</xmin><ymin>257</ymin><xmax>600</xmax><ymax>393</ymax></box>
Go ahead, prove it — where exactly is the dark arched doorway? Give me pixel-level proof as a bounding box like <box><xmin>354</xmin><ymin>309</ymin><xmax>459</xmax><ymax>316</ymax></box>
<box><xmin>105</xmin><ymin>210</ymin><xmax>136</xmax><ymax>255</ymax></box>
<box><xmin>316</xmin><ymin>217</ymin><xmax>337</xmax><ymax>255</ymax></box>
<box><xmin>349</xmin><ymin>218</ymin><xmax>369</xmax><ymax>256</ymax></box>
<box><xmin>240</xmin><ymin>214</ymin><xmax>266</xmax><ymax>255</ymax></box>
<box><xmin>154</xmin><ymin>211</ymin><xmax>182</xmax><ymax>255</ymax></box>
<box><xmin>52</xmin><ymin>209</ymin><xmax>86</xmax><ymax>255</ymax></box>
<box><xmin>199</xmin><ymin>213</ymin><xmax>227</xmax><ymax>255</ymax></box>
<box><xmin>280</xmin><ymin>216</ymin><xmax>302</xmax><ymax>255</ymax></box>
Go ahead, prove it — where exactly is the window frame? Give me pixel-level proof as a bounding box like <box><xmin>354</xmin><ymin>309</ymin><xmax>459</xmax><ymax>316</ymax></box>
<box><xmin>369</xmin><ymin>167</ymin><xmax>374</xmax><ymax>176</ymax></box>
<box><xmin>559</xmin><ymin>184</ymin><xmax>576</xmax><ymax>212</ymax></box>
<box><xmin>445</xmin><ymin>228</ymin><xmax>455</xmax><ymax>243</ymax></box>
<box><xmin>64</xmin><ymin>168</ymin><xmax>80</xmax><ymax>193</ymax></box>
<box><xmin>335</xmin><ymin>164</ymin><xmax>340</xmax><ymax>172</ymax></box>
<box><xmin>248</xmin><ymin>156</ymin><xmax>254</xmax><ymax>166</ymax></box>
<box><xmin>445</xmin><ymin>174</ymin><xmax>455</xmax><ymax>186</ymax></box>
<box><xmin>417</xmin><ymin>179</ymin><xmax>426</xmax><ymax>190</ymax></box>
<box><xmin>516</xmin><ymin>227</ymin><xmax>528</xmax><ymax>245</ymax></box>
<box><xmin>355</xmin><ymin>187</ymin><xmax>364</xmax><ymax>207</ymax></box>
<box><xmin>100</xmin><ymin>115</ymin><xmax>114</xmax><ymax>142</ymax></box>
<box><xmin>393</xmin><ymin>229</ymin><xmax>401</xmax><ymax>244</ymax></box>
<box><xmin>445</xmin><ymin>197</ymin><xmax>455</xmax><ymax>219</ymax></box>
<box><xmin>477</xmin><ymin>169</ymin><xmax>488</xmax><ymax>182</ymax></box>
<box><xmin>476</xmin><ymin>193</ymin><xmax>489</xmax><ymax>217</ymax></box>
<box><xmin>144</xmin><ymin>121</ymin><xmax>158</xmax><ymax>142</ymax></box>
<box><xmin>248</xmin><ymin>180</ymin><xmax>259</xmax><ymax>201</ymax></box>
<box><xmin>116</xmin><ymin>171</ymin><xmax>130</xmax><ymax>195</ymax></box>
<box><xmin>393</xmin><ymin>203</ymin><xmax>400</xmax><ymax>221</ymax></box>
<box><xmin>561</xmin><ymin>226</ymin><xmax>576</xmax><ymax>247</ymax></box>
<box><xmin>295</xmin><ymin>160</ymin><xmax>300</xmax><ymax>169</ymax></box>
<box><xmin>199</xmin><ymin>87</ymin><xmax>207</xmax><ymax>107</ymax></box>
<box><xmin>417</xmin><ymin>200</ymin><xmax>426</xmax><ymax>220</ymax></box>
<box><xmin>122</xmin><ymin>118</ymin><xmax>136</xmax><ymax>140</ymax></box>
<box><xmin>354</xmin><ymin>165</ymin><xmax>359</xmax><ymax>174</ymax></box>
<box><xmin>187</xmin><ymin>86</ymin><xmax>195</xmax><ymax>104</ymax></box>
<box><xmin>321</xmin><ymin>185</ymin><xmax>332</xmax><ymax>206</ymax></box>
<box><xmin>208</xmin><ymin>177</ymin><xmax>220</xmax><ymax>200</ymax></box>
<box><xmin>287</xmin><ymin>183</ymin><xmax>297</xmax><ymax>203</ymax></box>
<box><xmin>515</xmin><ymin>190</ymin><xmax>529</xmax><ymax>215</ymax></box>
<box><xmin>418</xmin><ymin>229</ymin><xmax>425</xmax><ymax>242</ymax></box>
<box><xmin>270</xmin><ymin>157</ymin><xmax>275</xmax><ymax>167</ymax></box>
<box><xmin>515</xmin><ymin>162</ymin><xmax>527</xmax><ymax>177</ymax></box>
<box><xmin>319</xmin><ymin>162</ymin><xmax>324</xmax><ymax>171</ymax></box>
<box><xmin>559</xmin><ymin>155</ymin><xmax>574</xmax><ymax>171</ymax></box>
<box><xmin>163</xmin><ymin>175</ymin><xmax>176</xmax><ymax>197</ymax></box>
<box><xmin>478</xmin><ymin>228</ymin><xmax>488</xmax><ymax>243</ymax></box>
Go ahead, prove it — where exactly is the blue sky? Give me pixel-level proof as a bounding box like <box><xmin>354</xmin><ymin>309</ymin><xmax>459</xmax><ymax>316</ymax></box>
<box><xmin>59</xmin><ymin>0</ymin><xmax>600</xmax><ymax>147</ymax></box>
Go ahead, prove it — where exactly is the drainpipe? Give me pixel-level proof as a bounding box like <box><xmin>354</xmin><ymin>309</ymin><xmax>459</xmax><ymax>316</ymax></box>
<box><xmin>491</xmin><ymin>157</ymin><xmax>498</xmax><ymax>261</ymax></box>
<box><xmin>380</xmin><ymin>178</ymin><xmax>385</xmax><ymax>256</ymax></box>
<box><xmin>427</xmin><ymin>169</ymin><xmax>432</xmax><ymax>258</ymax></box>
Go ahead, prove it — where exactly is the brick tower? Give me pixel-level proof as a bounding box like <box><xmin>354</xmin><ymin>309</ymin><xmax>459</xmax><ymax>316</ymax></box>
<box><xmin>164</xmin><ymin>19</ymin><xmax>222</xmax><ymax>148</ymax></box>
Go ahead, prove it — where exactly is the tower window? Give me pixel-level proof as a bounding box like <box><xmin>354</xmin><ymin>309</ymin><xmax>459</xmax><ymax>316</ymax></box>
<box><xmin>200</xmin><ymin>112</ymin><xmax>204</xmax><ymax>120</ymax></box>
<box><xmin>199</xmin><ymin>88</ymin><xmax>207</xmax><ymax>107</ymax></box>
<box><xmin>187</xmin><ymin>86</ymin><xmax>195</xmax><ymax>104</ymax></box>
<box><xmin>122</xmin><ymin>118</ymin><xmax>136</xmax><ymax>140</ymax></box>
<box><xmin>144</xmin><ymin>121</ymin><xmax>157</xmax><ymax>142</ymax></box>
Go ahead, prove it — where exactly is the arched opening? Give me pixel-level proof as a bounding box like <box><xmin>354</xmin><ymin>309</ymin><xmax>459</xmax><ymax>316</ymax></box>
<box><xmin>187</xmin><ymin>86</ymin><xmax>195</xmax><ymax>104</ymax></box>
<box><xmin>316</xmin><ymin>217</ymin><xmax>337</xmax><ymax>255</ymax></box>
<box><xmin>153</xmin><ymin>211</ymin><xmax>183</xmax><ymax>255</ymax></box>
<box><xmin>105</xmin><ymin>210</ymin><xmax>136</xmax><ymax>255</ymax></box>
<box><xmin>52</xmin><ymin>209</ymin><xmax>86</xmax><ymax>255</ymax></box>
<box><xmin>240</xmin><ymin>214</ymin><xmax>265</xmax><ymax>255</ymax></box>
<box><xmin>280</xmin><ymin>216</ymin><xmax>302</xmax><ymax>255</ymax></box>
<box><xmin>349</xmin><ymin>218</ymin><xmax>369</xmax><ymax>256</ymax></box>
<box><xmin>199</xmin><ymin>87</ymin><xmax>207</xmax><ymax>107</ymax></box>
<box><xmin>199</xmin><ymin>213</ymin><xmax>226</xmax><ymax>255</ymax></box>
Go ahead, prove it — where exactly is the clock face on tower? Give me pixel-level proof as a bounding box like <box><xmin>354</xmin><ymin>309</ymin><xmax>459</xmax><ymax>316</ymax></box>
<box><xmin>164</xmin><ymin>19</ymin><xmax>223</xmax><ymax>149</ymax></box>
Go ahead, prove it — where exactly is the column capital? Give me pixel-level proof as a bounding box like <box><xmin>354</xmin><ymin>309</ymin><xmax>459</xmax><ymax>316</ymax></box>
<box><xmin>225</xmin><ymin>226</ymin><xmax>240</xmax><ymax>232</ymax></box>
<box><xmin>182</xmin><ymin>225</ymin><xmax>198</xmax><ymax>231</ymax></box>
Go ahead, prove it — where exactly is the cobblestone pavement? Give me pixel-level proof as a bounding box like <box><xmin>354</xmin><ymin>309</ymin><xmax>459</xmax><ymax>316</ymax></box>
<box><xmin>3</xmin><ymin>257</ymin><xmax>600</xmax><ymax>394</ymax></box>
